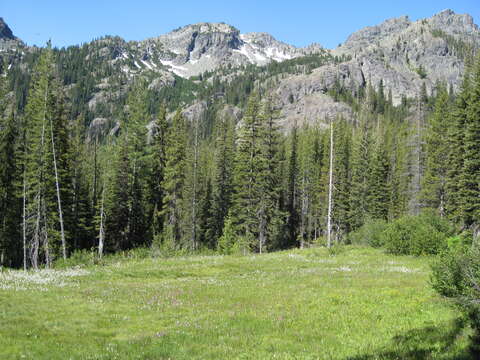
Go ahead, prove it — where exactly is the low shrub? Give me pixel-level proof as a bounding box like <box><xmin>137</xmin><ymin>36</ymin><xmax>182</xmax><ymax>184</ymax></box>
<box><xmin>54</xmin><ymin>247</ymin><xmax>154</xmax><ymax>268</ymax></box>
<box><xmin>349</xmin><ymin>219</ymin><xmax>388</xmax><ymax>247</ymax></box>
<box><xmin>54</xmin><ymin>249</ymin><xmax>98</xmax><ymax>268</ymax></box>
<box><xmin>327</xmin><ymin>244</ymin><xmax>345</xmax><ymax>256</ymax></box>
<box><xmin>383</xmin><ymin>210</ymin><xmax>453</xmax><ymax>256</ymax></box>
<box><xmin>431</xmin><ymin>240</ymin><xmax>480</xmax><ymax>355</ymax></box>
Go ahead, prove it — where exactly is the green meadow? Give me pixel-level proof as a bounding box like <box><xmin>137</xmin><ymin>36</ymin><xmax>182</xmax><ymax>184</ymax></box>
<box><xmin>0</xmin><ymin>247</ymin><xmax>472</xmax><ymax>359</ymax></box>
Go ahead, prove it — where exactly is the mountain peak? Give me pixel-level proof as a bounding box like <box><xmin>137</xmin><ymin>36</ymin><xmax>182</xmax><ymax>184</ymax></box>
<box><xmin>429</xmin><ymin>8</ymin><xmax>478</xmax><ymax>36</ymax></box>
<box><xmin>171</xmin><ymin>22</ymin><xmax>239</xmax><ymax>35</ymax></box>
<box><xmin>340</xmin><ymin>15</ymin><xmax>411</xmax><ymax>50</ymax></box>
<box><xmin>436</xmin><ymin>8</ymin><xmax>455</xmax><ymax>16</ymax></box>
<box><xmin>0</xmin><ymin>17</ymin><xmax>16</xmax><ymax>41</ymax></box>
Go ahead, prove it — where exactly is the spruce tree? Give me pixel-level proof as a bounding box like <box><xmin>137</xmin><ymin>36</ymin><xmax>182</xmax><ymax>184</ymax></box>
<box><xmin>421</xmin><ymin>84</ymin><xmax>450</xmax><ymax>216</ymax></box>
<box><xmin>257</xmin><ymin>99</ymin><xmax>284</xmax><ymax>252</ymax></box>
<box><xmin>124</xmin><ymin>80</ymin><xmax>149</xmax><ymax>247</ymax></box>
<box><xmin>23</xmin><ymin>44</ymin><xmax>59</xmax><ymax>268</ymax></box>
<box><xmin>230</xmin><ymin>94</ymin><xmax>262</xmax><ymax>251</ymax></box>
<box><xmin>388</xmin><ymin>119</ymin><xmax>410</xmax><ymax>219</ymax></box>
<box><xmin>332</xmin><ymin>117</ymin><xmax>352</xmax><ymax>239</ymax></box>
<box><xmin>349</xmin><ymin>116</ymin><xmax>372</xmax><ymax>230</ymax></box>
<box><xmin>198</xmin><ymin>177</ymin><xmax>216</xmax><ymax>249</ymax></box>
<box><xmin>0</xmin><ymin>109</ymin><xmax>21</xmax><ymax>267</ymax></box>
<box><xmin>368</xmin><ymin>131</ymin><xmax>390</xmax><ymax>220</ymax></box>
<box><xmin>70</xmin><ymin>114</ymin><xmax>94</xmax><ymax>250</ymax></box>
<box><xmin>107</xmin><ymin>137</ymin><xmax>131</xmax><ymax>251</ymax></box>
<box><xmin>212</xmin><ymin>115</ymin><xmax>235</xmax><ymax>244</ymax></box>
<box><xmin>285</xmin><ymin>121</ymin><xmax>299</xmax><ymax>248</ymax></box>
<box><xmin>446</xmin><ymin>70</ymin><xmax>470</xmax><ymax>223</ymax></box>
<box><xmin>148</xmin><ymin>104</ymin><xmax>169</xmax><ymax>241</ymax></box>
<box><xmin>162</xmin><ymin>110</ymin><xmax>187</xmax><ymax>247</ymax></box>
<box><xmin>460</xmin><ymin>56</ymin><xmax>480</xmax><ymax>231</ymax></box>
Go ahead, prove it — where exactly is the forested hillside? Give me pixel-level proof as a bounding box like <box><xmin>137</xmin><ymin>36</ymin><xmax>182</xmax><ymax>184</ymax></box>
<box><xmin>0</xmin><ymin>10</ymin><xmax>479</xmax><ymax>270</ymax></box>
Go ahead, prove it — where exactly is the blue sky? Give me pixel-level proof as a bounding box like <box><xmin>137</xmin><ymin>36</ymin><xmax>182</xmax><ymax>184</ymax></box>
<box><xmin>2</xmin><ymin>0</ymin><xmax>479</xmax><ymax>49</ymax></box>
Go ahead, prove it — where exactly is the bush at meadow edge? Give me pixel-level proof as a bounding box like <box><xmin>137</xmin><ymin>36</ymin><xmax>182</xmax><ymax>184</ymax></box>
<box><xmin>350</xmin><ymin>210</ymin><xmax>453</xmax><ymax>256</ymax></box>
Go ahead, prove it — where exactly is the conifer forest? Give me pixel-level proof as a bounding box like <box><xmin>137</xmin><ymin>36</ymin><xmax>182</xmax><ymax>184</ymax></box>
<box><xmin>2</xmin><ymin>7</ymin><xmax>480</xmax><ymax>358</ymax></box>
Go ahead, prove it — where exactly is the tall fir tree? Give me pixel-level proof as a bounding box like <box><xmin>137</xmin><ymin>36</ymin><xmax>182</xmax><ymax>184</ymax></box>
<box><xmin>285</xmin><ymin>121</ymin><xmax>299</xmax><ymax>248</ymax></box>
<box><xmin>459</xmin><ymin>56</ymin><xmax>480</xmax><ymax>231</ymax></box>
<box><xmin>421</xmin><ymin>84</ymin><xmax>450</xmax><ymax>216</ymax></box>
<box><xmin>349</xmin><ymin>116</ymin><xmax>372</xmax><ymax>230</ymax></box>
<box><xmin>230</xmin><ymin>94</ymin><xmax>263</xmax><ymax>251</ymax></box>
<box><xmin>332</xmin><ymin>117</ymin><xmax>352</xmax><ymax>239</ymax></box>
<box><xmin>23</xmin><ymin>43</ymin><xmax>66</xmax><ymax>268</ymax></box>
<box><xmin>256</xmin><ymin>99</ymin><xmax>284</xmax><ymax>252</ymax></box>
<box><xmin>212</xmin><ymin>114</ymin><xmax>235</xmax><ymax>244</ymax></box>
<box><xmin>161</xmin><ymin>110</ymin><xmax>187</xmax><ymax>247</ymax></box>
<box><xmin>368</xmin><ymin>129</ymin><xmax>391</xmax><ymax>220</ymax></box>
<box><xmin>148</xmin><ymin>104</ymin><xmax>169</xmax><ymax>241</ymax></box>
<box><xmin>446</xmin><ymin>69</ymin><xmax>471</xmax><ymax>223</ymax></box>
<box><xmin>0</xmin><ymin>109</ymin><xmax>21</xmax><ymax>267</ymax></box>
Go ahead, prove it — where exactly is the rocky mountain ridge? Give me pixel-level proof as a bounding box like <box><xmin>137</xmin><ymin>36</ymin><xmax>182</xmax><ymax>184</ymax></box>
<box><xmin>0</xmin><ymin>17</ymin><xmax>22</xmax><ymax>51</ymax></box>
<box><xmin>1</xmin><ymin>9</ymin><xmax>479</xmax><ymax>133</ymax></box>
<box><xmin>103</xmin><ymin>22</ymin><xmax>325</xmax><ymax>78</ymax></box>
<box><xmin>272</xmin><ymin>9</ymin><xmax>479</xmax><ymax>128</ymax></box>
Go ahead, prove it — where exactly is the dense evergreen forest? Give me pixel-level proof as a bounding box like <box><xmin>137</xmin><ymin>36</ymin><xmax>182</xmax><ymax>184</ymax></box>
<box><xmin>1</xmin><ymin>42</ymin><xmax>480</xmax><ymax>272</ymax></box>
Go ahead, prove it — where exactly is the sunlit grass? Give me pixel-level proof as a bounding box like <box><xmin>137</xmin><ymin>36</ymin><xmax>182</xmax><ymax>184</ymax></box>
<box><xmin>0</xmin><ymin>246</ymin><xmax>472</xmax><ymax>359</ymax></box>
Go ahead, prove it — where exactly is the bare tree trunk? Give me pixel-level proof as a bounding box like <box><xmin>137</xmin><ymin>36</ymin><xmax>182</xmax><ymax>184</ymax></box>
<box><xmin>98</xmin><ymin>184</ymin><xmax>105</xmax><ymax>258</ymax></box>
<box><xmin>31</xmin><ymin>81</ymin><xmax>49</xmax><ymax>270</ymax></box>
<box><xmin>191</xmin><ymin>117</ymin><xmax>199</xmax><ymax>250</ymax></box>
<box><xmin>92</xmin><ymin>137</ymin><xmax>98</xmax><ymax>209</ymax></box>
<box><xmin>409</xmin><ymin>96</ymin><xmax>425</xmax><ymax>215</ymax></box>
<box><xmin>22</xmin><ymin>169</ymin><xmax>27</xmax><ymax>270</ymax></box>
<box><xmin>32</xmin><ymin>193</ymin><xmax>40</xmax><ymax>270</ymax></box>
<box><xmin>327</xmin><ymin>119</ymin><xmax>334</xmax><ymax>249</ymax></box>
<box><xmin>50</xmin><ymin>116</ymin><xmax>67</xmax><ymax>260</ymax></box>
<box><xmin>300</xmin><ymin>173</ymin><xmax>310</xmax><ymax>249</ymax></box>
<box><xmin>258</xmin><ymin>205</ymin><xmax>266</xmax><ymax>254</ymax></box>
<box><xmin>42</xmin><ymin>200</ymin><xmax>50</xmax><ymax>268</ymax></box>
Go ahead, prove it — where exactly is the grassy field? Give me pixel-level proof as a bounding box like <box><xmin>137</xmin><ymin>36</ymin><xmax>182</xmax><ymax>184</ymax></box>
<box><xmin>0</xmin><ymin>246</ymin><xmax>473</xmax><ymax>359</ymax></box>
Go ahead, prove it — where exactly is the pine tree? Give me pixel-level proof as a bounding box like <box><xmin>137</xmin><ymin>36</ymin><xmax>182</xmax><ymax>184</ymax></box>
<box><xmin>407</xmin><ymin>94</ymin><xmax>427</xmax><ymax>215</ymax></box>
<box><xmin>421</xmin><ymin>84</ymin><xmax>450</xmax><ymax>216</ymax></box>
<box><xmin>349</xmin><ymin>116</ymin><xmax>372</xmax><ymax>230</ymax></box>
<box><xmin>257</xmin><ymin>99</ymin><xmax>284</xmax><ymax>252</ymax></box>
<box><xmin>460</xmin><ymin>56</ymin><xmax>480</xmax><ymax>231</ymax></box>
<box><xmin>446</xmin><ymin>69</ymin><xmax>471</xmax><ymax>223</ymax></box>
<box><xmin>183</xmin><ymin>115</ymin><xmax>202</xmax><ymax>250</ymax></box>
<box><xmin>388</xmin><ymin>119</ymin><xmax>410</xmax><ymax>219</ymax></box>
<box><xmin>162</xmin><ymin>110</ymin><xmax>187</xmax><ymax>247</ymax></box>
<box><xmin>377</xmin><ymin>80</ymin><xmax>386</xmax><ymax>115</ymax></box>
<box><xmin>211</xmin><ymin>115</ymin><xmax>235</xmax><ymax>244</ymax></box>
<box><xmin>368</xmin><ymin>131</ymin><xmax>390</xmax><ymax>220</ymax></box>
<box><xmin>332</xmin><ymin>117</ymin><xmax>352</xmax><ymax>240</ymax></box>
<box><xmin>311</xmin><ymin>128</ymin><xmax>326</xmax><ymax>242</ymax></box>
<box><xmin>107</xmin><ymin>138</ymin><xmax>131</xmax><ymax>250</ymax></box>
<box><xmin>0</xmin><ymin>61</ymin><xmax>21</xmax><ymax>267</ymax></box>
<box><xmin>297</xmin><ymin>126</ymin><xmax>319</xmax><ymax>247</ymax></box>
<box><xmin>285</xmin><ymin>121</ymin><xmax>299</xmax><ymax>248</ymax></box>
<box><xmin>49</xmin><ymin>80</ymin><xmax>73</xmax><ymax>259</ymax></box>
<box><xmin>70</xmin><ymin>114</ymin><xmax>94</xmax><ymax>250</ymax></box>
<box><xmin>148</xmin><ymin>104</ymin><xmax>169</xmax><ymax>241</ymax></box>
<box><xmin>23</xmin><ymin>43</ymin><xmax>59</xmax><ymax>268</ymax></box>
<box><xmin>0</xmin><ymin>109</ymin><xmax>21</xmax><ymax>267</ymax></box>
<box><xmin>124</xmin><ymin>80</ymin><xmax>149</xmax><ymax>248</ymax></box>
<box><xmin>198</xmin><ymin>176</ymin><xmax>216</xmax><ymax>249</ymax></box>
<box><xmin>106</xmin><ymin>81</ymin><xmax>149</xmax><ymax>250</ymax></box>
<box><xmin>230</xmin><ymin>94</ymin><xmax>262</xmax><ymax>251</ymax></box>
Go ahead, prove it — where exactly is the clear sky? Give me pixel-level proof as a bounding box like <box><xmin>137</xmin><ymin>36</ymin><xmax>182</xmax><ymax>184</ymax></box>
<box><xmin>2</xmin><ymin>0</ymin><xmax>479</xmax><ymax>49</ymax></box>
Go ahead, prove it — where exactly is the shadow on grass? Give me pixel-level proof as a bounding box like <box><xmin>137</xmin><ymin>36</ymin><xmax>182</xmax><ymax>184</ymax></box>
<box><xmin>347</xmin><ymin>318</ymin><xmax>474</xmax><ymax>360</ymax></box>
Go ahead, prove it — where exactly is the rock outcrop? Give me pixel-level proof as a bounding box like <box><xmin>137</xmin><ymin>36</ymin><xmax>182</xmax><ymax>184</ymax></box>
<box><xmin>3</xmin><ymin>10</ymin><xmax>479</xmax><ymax>133</ymax></box>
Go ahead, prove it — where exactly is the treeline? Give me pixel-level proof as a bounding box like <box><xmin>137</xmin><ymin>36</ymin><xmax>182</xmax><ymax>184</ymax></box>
<box><xmin>1</xmin><ymin>43</ymin><xmax>480</xmax><ymax>269</ymax></box>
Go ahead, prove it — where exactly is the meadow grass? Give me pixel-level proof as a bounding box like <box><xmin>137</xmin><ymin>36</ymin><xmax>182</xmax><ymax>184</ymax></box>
<box><xmin>0</xmin><ymin>246</ymin><xmax>472</xmax><ymax>359</ymax></box>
